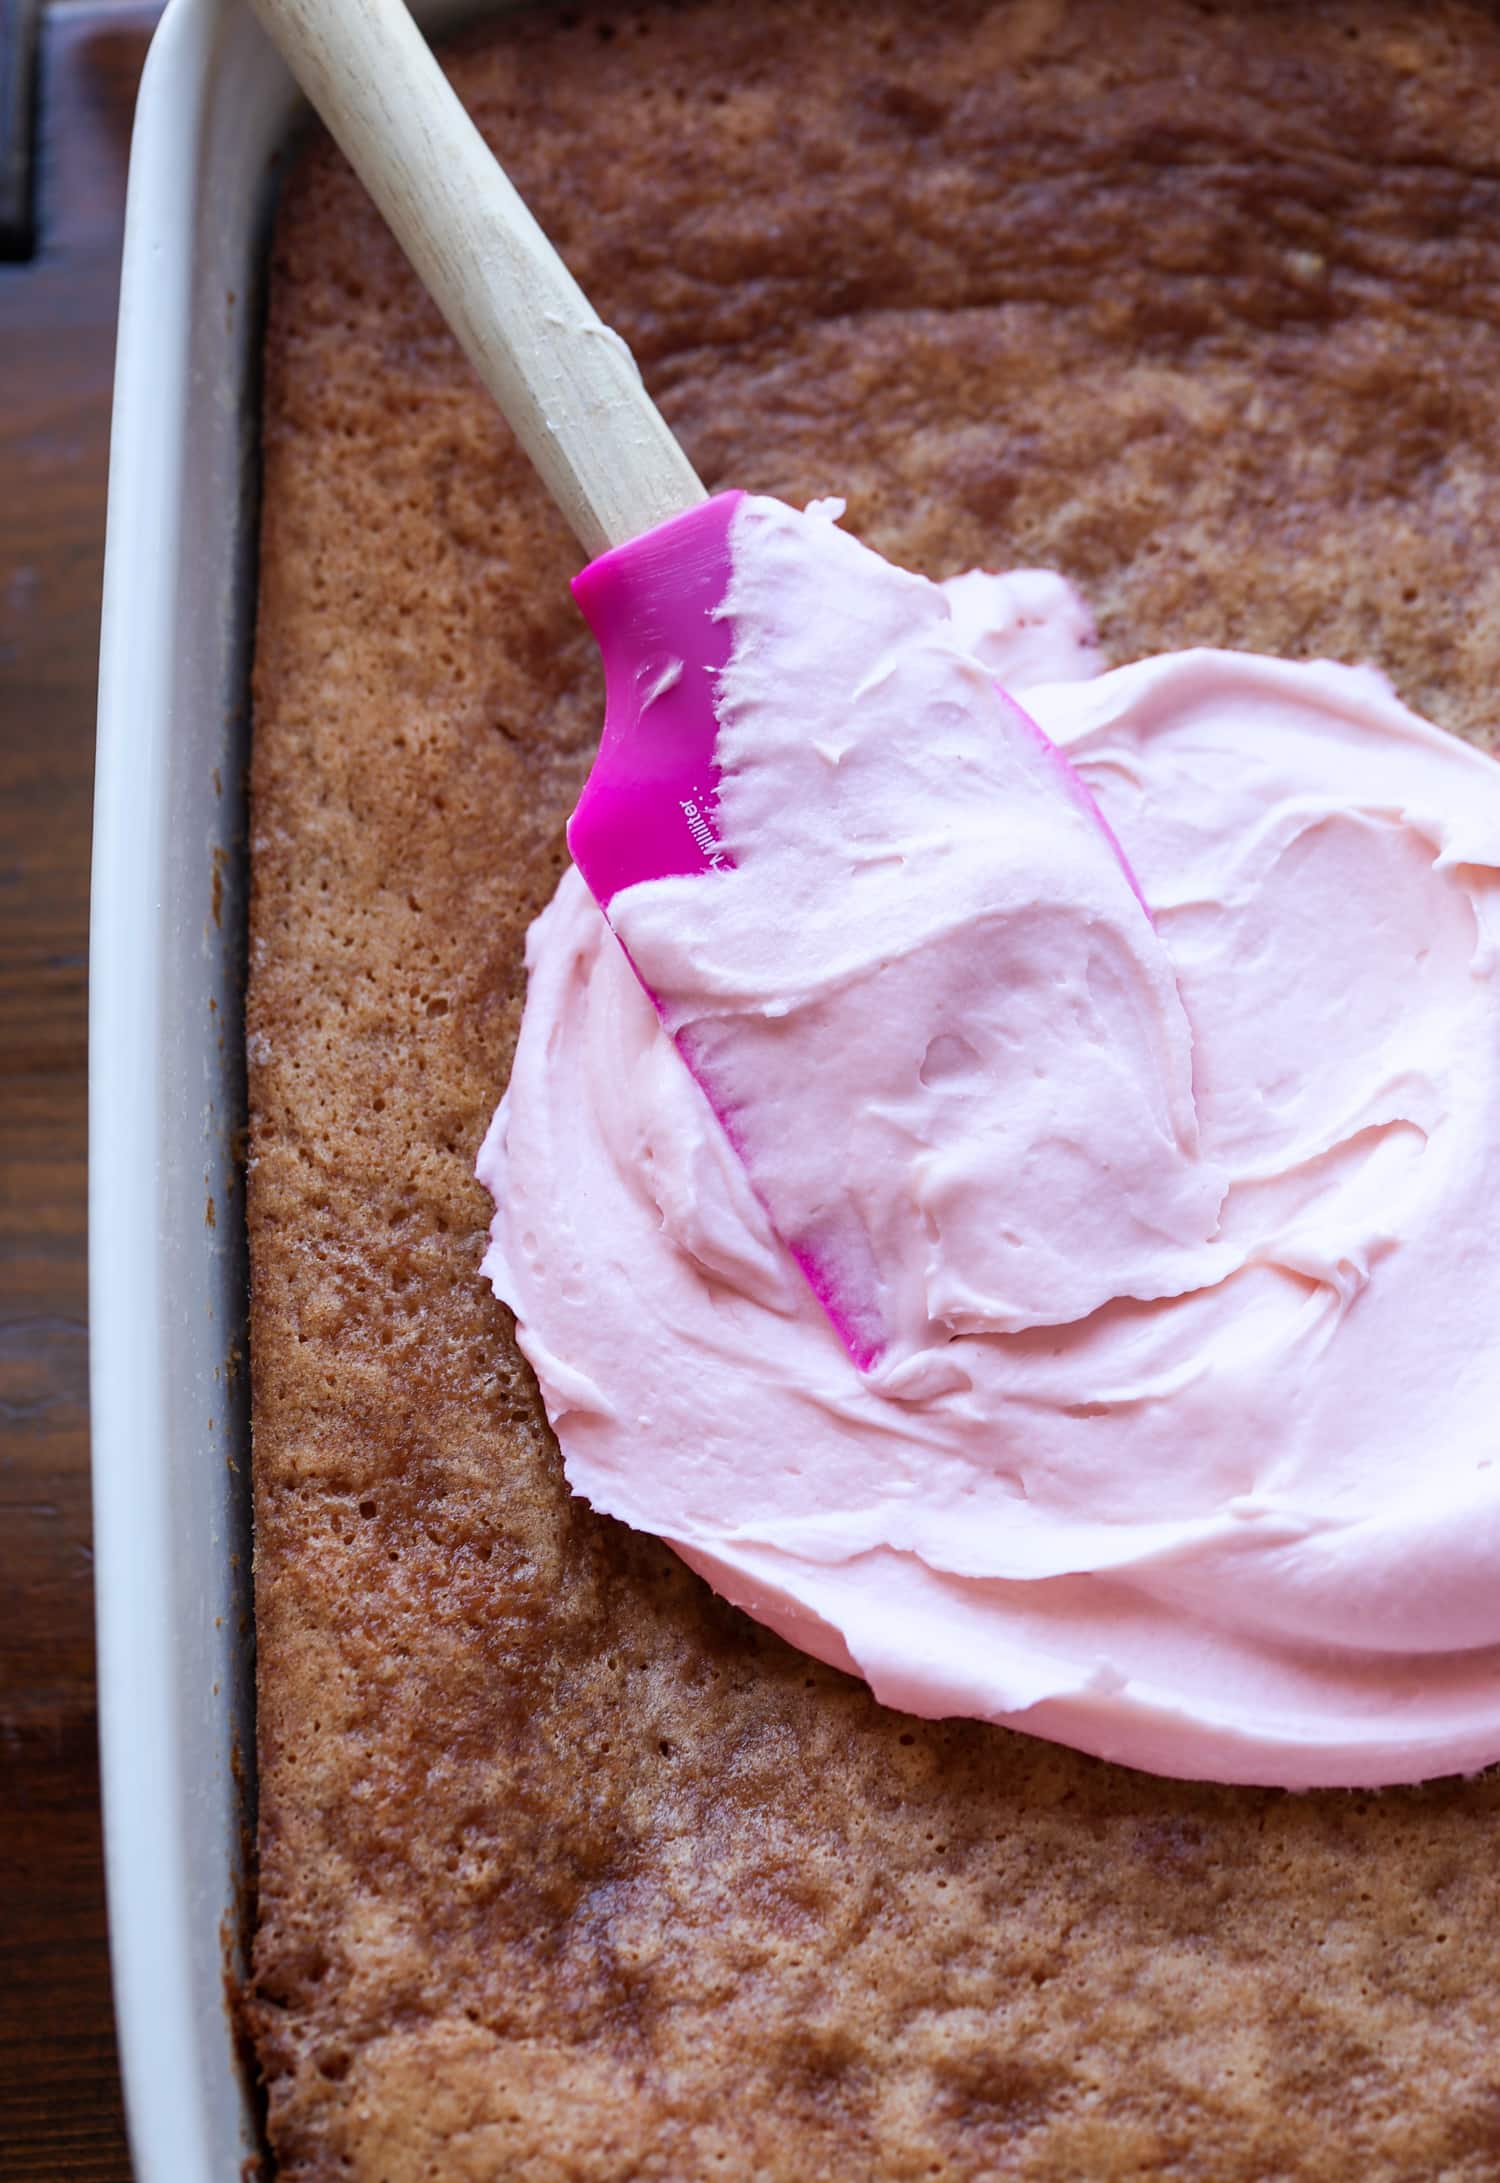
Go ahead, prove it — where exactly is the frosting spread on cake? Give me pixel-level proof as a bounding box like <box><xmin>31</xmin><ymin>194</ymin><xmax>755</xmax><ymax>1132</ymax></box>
<box><xmin>479</xmin><ymin>498</ymin><xmax>1500</xmax><ymax>1789</ymax></box>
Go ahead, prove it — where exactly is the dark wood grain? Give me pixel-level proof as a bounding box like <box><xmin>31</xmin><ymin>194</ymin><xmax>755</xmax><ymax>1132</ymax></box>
<box><xmin>0</xmin><ymin>6</ymin><xmax>163</xmax><ymax>2176</ymax></box>
<box><xmin>0</xmin><ymin>0</ymin><xmax>40</xmax><ymax>255</ymax></box>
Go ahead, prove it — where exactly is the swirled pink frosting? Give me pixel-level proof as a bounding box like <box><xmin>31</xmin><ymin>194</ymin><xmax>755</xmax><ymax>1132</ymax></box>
<box><xmin>479</xmin><ymin>497</ymin><xmax>1500</xmax><ymax>1788</ymax></box>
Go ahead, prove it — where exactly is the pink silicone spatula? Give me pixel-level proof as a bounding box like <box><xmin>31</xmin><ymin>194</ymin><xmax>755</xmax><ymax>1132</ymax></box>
<box><xmin>245</xmin><ymin>0</ymin><xmax>1129</xmax><ymax>1371</ymax></box>
<box><xmin>246</xmin><ymin>0</ymin><xmax>890</xmax><ymax>1349</ymax></box>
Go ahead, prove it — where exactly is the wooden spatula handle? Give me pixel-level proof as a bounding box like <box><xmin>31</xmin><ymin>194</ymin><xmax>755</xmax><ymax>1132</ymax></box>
<box><xmin>246</xmin><ymin>0</ymin><xmax>707</xmax><ymax>557</ymax></box>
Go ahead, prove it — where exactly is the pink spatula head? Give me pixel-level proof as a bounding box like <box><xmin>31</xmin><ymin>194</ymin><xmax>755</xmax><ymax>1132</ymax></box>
<box><xmin>568</xmin><ymin>493</ymin><xmax>890</xmax><ymax>1370</ymax></box>
<box><xmin>567</xmin><ymin>494</ymin><xmax>1169</xmax><ymax>1379</ymax></box>
<box><xmin>567</xmin><ymin>495</ymin><xmax>869</xmax><ymax>1367</ymax></box>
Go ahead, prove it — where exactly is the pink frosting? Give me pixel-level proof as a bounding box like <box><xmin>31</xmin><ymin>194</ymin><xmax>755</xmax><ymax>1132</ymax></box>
<box><xmin>479</xmin><ymin>498</ymin><xmax>1500</xmax><ymax>1789</ymax></box>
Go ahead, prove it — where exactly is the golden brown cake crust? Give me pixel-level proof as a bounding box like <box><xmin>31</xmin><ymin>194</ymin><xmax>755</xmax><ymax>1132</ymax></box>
<box><xmin>246</xmin><ymin>4</ymin><xmax>1500</xmax><ymax>2175</ymax></box>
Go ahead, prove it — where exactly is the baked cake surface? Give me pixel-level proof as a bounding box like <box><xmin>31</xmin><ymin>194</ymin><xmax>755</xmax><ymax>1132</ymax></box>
<box><xmin>246</xmin><ymin>3</ymin><xmax>1500</xmax><ymax>2175</ymax></box>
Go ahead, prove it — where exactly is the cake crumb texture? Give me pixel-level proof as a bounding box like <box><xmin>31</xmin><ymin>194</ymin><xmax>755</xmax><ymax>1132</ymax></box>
<box><xmin>247</xmin><ymin>3</ymin><xmax>1500</xmax><ymax>2175</ymax></box>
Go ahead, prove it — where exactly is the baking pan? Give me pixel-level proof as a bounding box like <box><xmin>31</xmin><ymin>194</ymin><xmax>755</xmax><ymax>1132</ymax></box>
<box><xmin>90</xmin><ymin>2</ymin><xmax>470</xmax><ymax>2173</ymax></box>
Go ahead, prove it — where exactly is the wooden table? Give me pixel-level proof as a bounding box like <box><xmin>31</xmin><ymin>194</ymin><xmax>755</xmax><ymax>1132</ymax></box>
<box><xmin>1</xmin><ymin>5</ymin><xmax>163</xmax><ymax>2174</ymax></box>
